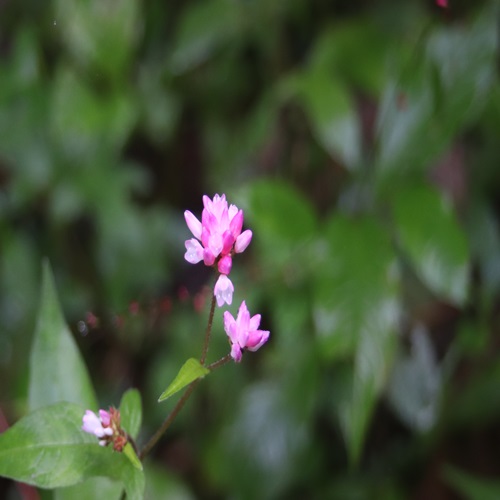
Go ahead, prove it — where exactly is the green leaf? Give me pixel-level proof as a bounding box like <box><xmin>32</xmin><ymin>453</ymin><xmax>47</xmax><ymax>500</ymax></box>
<box><xmin>119</xmin><ymin>389</ymin><xmax>142</xmax><ymax>440</ymax></box>
<box><xmin>123</xmin><ymin>443</ymin><xmax>142</xmax><ymax>471</ymax></box>
<box><xmin>386</xmin><ymin>326</ymin><xmax>441</xmax><ymax>432</ymax></box>
<box><xmin>0</xmin><ymin>402</ymin><xmax>144</xmax><ymax>499</ymax></box>
<box><xmin>426</xmin><ymin>8</ymin><xmax>496</xmax><ymax>127</ymax></box>
<box><xmin>55</xmin><ymin>478</ymin><xmax>122</xmax><ymax>500</ymax></box>
<box><xmin>243</xmin><ymin>180</ymin><xmax>317</xmax><ymax>281</ymax></box>
<box><xmin>54</xmin><ymin>0</ymin><xmax>140</xmax><ymax>81</ymax></box>
<box><xmin>391</xmin><ymin>184</ymin><xmax>469</xmax><ymax>306</ymax></box>
<box><xmin>313</xmin><ymin>215</ymin><xmax>399</xmax><ymax>464</ymax></box>
<box><xmin>50</xmin><ymin>68</ymin><xmax>135</xmax><ymax>163</ymax></box>
<box><xmin>158</xmin><ymin>358</ymin><xmax>210</xmax><ymax>402</ymax></box>
<box><xmin>309</xmin><ymin>22</ymin><xmax>390</xmax><ymax>95</ymax></box>
<box><xmin>313</xmin><ymin>214</ymin><xmax>399</xmax><ymax>360</ymax></box>
<box><xmin>169</xmin><ymin>0</ymin><xmax>239</xmax><ymax>73</ymax></box>
<box><xmin>375</xmin><ymin>59</ymin><xmax>443</xmax><ymax>181</ymax></box>
<box><xmin>443</xmin><ymin>465</ymin><xmax>500</xmax><ymax>500</ymax></box>
<box><xmin>28</xmin><ymin>260</ymin><xmax>98</xmax><ymax>411</ymax></box>
<box><xmin>375</xmin><ymin>6</ymin><xmax>496</xmax><ymax>183</ymax></box>
<box><xmin>287</xmin><ymin>69</ymin><xmax>360</xmax><ymax>169</ymax></box>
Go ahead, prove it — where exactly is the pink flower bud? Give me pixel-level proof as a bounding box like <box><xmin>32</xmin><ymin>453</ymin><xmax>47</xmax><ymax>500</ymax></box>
<box><xmin>218</xmin><ymin>255</ymin><xmax>232</xmax><ymax>275</ymax></box>
<box><xmin>214</xmin><ymin>274</ymin><xmax>234</xmax><ymax>307</ymax></box>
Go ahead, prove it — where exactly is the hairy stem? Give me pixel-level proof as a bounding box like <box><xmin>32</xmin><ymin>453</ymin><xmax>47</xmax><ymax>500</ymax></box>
<box><xmin>200</xmin><ymin>293</ymin><xmax>216</xmax><ymax>365</ymax></box>
<box><xmin>207</xmin><ymin>354</ymin><xmax>232</xmax><ymax>371</ymax></box>
<box><xmin>139</xmin><ymin>380</ymin><xmax>199</xmax><ymax>460</ymax></box>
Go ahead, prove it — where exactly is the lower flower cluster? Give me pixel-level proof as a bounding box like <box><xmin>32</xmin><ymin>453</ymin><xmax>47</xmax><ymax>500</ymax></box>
<box><xmin>82</xmin><ymin>407</ymin><xmax>127</xmax><ymax>452</ymax></box>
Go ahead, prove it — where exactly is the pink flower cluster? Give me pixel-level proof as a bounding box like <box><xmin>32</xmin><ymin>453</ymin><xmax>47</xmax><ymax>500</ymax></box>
<box><xmin>184</xmin><ymin>194</ymin><xmax>252</xmax><ymax>307</ymax></box>
<box><xmin>82</xmin><ymin>407</ymin><xmax>127</xmax><ymax>451</ymax></box>
<box><xmin>184</xmin><ymin>194</ymin><xmax>270</xmax><ymax>362</ymax></box>
<box><xmin>224</xmin><ymin>301</ymin><xmax>270</xmax><ymax>362</ymax></box>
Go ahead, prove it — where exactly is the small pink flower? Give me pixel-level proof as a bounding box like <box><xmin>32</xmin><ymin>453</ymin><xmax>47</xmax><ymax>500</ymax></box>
<box><xmin>184</xmin><ymin>194</ymin><xmax>252</xmax><ymax>305</ymax></box>
<box><xmin>82</xmin><ymin>410</ymin><xmax>112</xmax><ymax>439</ymax></box>
<box><xmin>214</xmin><ymin>274</ymin><xmax>234</xmax><ymax>307</ymax></box>
<box><xmin>436</xmin><ymin>0</ymin><xmax>447</xmax><ymax>7</ymax></box>
<box><xmin>82</xmin><ymin>407</ymin><xmax>127</xmax><ymax>452</ymax></box>
<box><xmin>223</xmin><ymin>301</ymin><xmax>270</xmax><ymax>362</ymax></box>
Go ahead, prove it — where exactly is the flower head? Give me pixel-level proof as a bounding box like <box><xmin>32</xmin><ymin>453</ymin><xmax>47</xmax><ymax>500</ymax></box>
<box><xmin>184</xmin><ymin>194</ymin><xmax>252</xmax><ymax>306</ymax></box>
<box><xmin>223</xmin><ymin>301</ymin><xmax>270</xmax><ymax>362</ymax></box>
<box><xmin>82</xmin><ymin>407</ymin><xmax>127</xmax><ymax>451</ymax></box>
<box><xmin>184</xmin><ymin>194</ymin><xmax>253</xmax><ymax>264</ymax></box>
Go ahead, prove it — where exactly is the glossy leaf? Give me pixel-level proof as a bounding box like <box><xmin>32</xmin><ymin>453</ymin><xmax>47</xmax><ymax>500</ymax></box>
<box><xmin>0</xmin><ymin>402</ymin><xmax>144</xmax><ymax>499</ymax></box>
<box><xmin>314</xmin><ymin>214</ymin><xmax>399</xmax><ymax>463</ymax></box>
<box><xmin>158</xmin><ymin>358</ymin><xmax>210</xmax><ymax>402</ymax></box>
<box><xmin>375</xmin><ymin>59</ymin><xmax>443</xmax><ymax>181</ymax></box>
<box><xmin>426</xmin><ymin>8</ymin><xmax>496</xmax><ymax>127</ymax></box>
<box><xmin>298</xmin><ymin>70</ymin><xmax>360</xmax><ymax>169</ymax></box>
<box><xmin>28</xmin><ymin>260</ymin><xmax>97</xmax><ymax>411</ymax></box>
<box><xmin>391</xmin><ymin>184</ymin><xmax>469</xmax><ymax>305</ymax></box>
<box><xmin>313</xmin><ymin>214</ymin><xmax>399</xmax><ymax>360</ymax></box>
<box><xmin>376</xmin><ymin>5</ymin><xmax>496</xmax><ymax>183</ymax></box>
<box><xmin>387</xmin><ymin>326</ymin><xmax>441</xmax><ymax>432</ymax></box>
<box><xmin>309</xmin><ymin>22</ymin><xmax>390</xmax><ymax>95</ymax></box>
<box><xmin>244</xmin><ymin>180</ymin><xmax>317</xmax><ymax>279</ymax></box>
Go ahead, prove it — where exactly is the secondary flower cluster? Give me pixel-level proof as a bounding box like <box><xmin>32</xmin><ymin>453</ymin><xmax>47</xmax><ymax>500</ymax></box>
<box><xmin>184</xmin><ymin>194</ymin><xmax>269</xmax><ymax>362</ymax></box>
<box><xmin>82</xmin><ymin>407</ymin><xmax>127</xmax><ymax>451</ymax></box>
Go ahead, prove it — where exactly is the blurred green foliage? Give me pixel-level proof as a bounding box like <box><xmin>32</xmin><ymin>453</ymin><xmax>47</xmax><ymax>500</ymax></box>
<box><xmin>1</xmin><ymin>0</ymin><xmax>500</xmax><ymax>498</ymax></box>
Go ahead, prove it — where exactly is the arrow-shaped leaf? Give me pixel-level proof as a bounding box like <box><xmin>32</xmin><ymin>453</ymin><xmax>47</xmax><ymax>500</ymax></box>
<box><xmin>158</xmin><ymin>358</ymin><xmax>210</xmax><ymax>402</ymax></box>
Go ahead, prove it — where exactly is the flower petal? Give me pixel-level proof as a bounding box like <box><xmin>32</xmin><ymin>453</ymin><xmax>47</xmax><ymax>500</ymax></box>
<box><xmin>223</xmin><ymin>310</ymin><xmax>237</xmax><ymax>341</ymax></box>
<box><xmin>249</xmin><ymin>313</ymin><xmax>261</xmax><ymax>332</ymax></box>
<box><xmin>184</xmin><ymin>211</ymin><xmax>202</xmax><ymax>240</ymax></box>
<box><xmin>184</xmin><ymin>239</ymin><xmax>204</xmax><ymax>264</ymax></box>
<box><xmin>246</xmin><ymin>330</ymin><xmax>270</xmax><ymax>351</ymax></box>
<box><xmin>229</xmin><ymin>209</ymin><xmax>243</xmax><ymax>238</ymax></box>
<box><xmin>230</xmin><ymin>343</ymin><xmax>242</xmax><ymax>362</ymax></box>
<box><xmin>99</xmin><ymin>409</ymin><xmax>111</xmax><ymax>427</ymax></box>
<box><xmin>235</xmin><ymin>230</ymin><xmax>252</xmax><ymax>253</ymax></box>
<box><xmin>82</xmin><ymin>410</ymin><xmax>105</xmax><ymax>437</ymax></box>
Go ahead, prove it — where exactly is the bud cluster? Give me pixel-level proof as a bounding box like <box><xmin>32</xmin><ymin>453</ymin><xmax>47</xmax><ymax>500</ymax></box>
<box><xmin>82</xmin><ymin>407</ymin><xmax>127</xmax><ymax>452</ymax></box>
